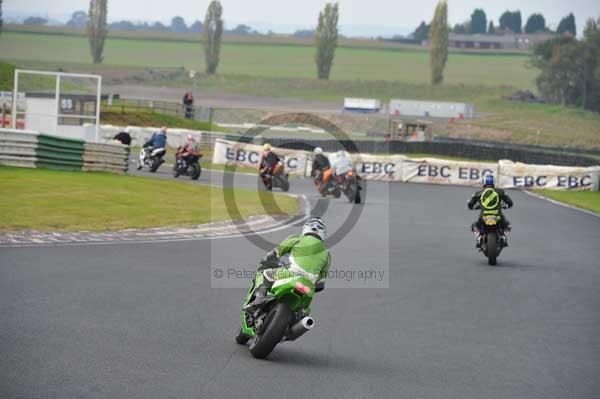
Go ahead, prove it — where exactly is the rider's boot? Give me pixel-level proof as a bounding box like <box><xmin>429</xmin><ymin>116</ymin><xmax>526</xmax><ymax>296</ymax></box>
<box><xmin>471</xmin><ymin>223</ymin><xmax>482</xmax><ymax>248</ymax></box>
<box><xmin>502</xmin><ymin>224</ymin><xmax>511</xmax><ymax>247</ymax></box>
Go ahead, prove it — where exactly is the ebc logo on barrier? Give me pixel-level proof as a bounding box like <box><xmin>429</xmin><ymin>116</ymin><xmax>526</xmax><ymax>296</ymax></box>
<box><xmin>359</xmin><ymin>162</ymin><xmax>395</xmax><ymax>175</ymax></box>
<box><xmin>417</xmin><ymin>164</ymin><xmax>494</xmax><ymax>181</ymax></box>
<box><xmin>225</xmin><ymin>147</ymin><xmax>300</xmax><ymax>170</ymax></box>
<box><xmin>458</xmin><ymin>167</ymin><xmax>495</xmax><ymax>181</ymax></box>
<box><xmin>513</xmin><ymin>175</ymin><xmax>593</xmax><ymax>188</ymax></box>
<box><xmin>225</xmin><ymin>148</ymin><xmax>261</xmax><ymax>164</ymax></box>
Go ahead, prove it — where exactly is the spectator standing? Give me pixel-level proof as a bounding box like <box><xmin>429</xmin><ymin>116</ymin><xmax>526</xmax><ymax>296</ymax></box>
<box><xmin>183</xmin><ymin>92</ymin><xmax>194</xmax><ymax>119</ymax></box>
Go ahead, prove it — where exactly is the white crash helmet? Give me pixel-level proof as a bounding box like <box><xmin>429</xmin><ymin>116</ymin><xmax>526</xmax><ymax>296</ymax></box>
<box><xmin>314</xmin><ymin>147</ymin><xmax>323</xmax><ymax>154</ymax></box>
<box><xmin>301</xmin><ymin>217</ymin><xmax>327</xmax><ymax>241</ymax></box>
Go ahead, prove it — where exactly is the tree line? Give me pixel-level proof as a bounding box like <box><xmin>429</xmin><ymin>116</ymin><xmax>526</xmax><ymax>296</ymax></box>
<box><xmin>413</xmin><ymin>10</ymin><xmax>577</xmax><ymax>41</ymax></box>
<box><xmin>530</xmin><ymin>18</ymin><xmax>600</xmax><ymax>112</ymax></box>
<box><xmin>19</xmin><ymin>10</ymin><xmax>259</xmax><ymax>36</ymax></box>
<box><xmin>72</xmin><ymin>0</ymin><xmax>339</xmax><ymax>81</ymax></box>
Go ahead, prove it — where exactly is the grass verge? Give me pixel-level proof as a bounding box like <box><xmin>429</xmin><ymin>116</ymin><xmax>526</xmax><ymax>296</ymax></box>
<box><xmin>101</xmin><ymin>107</ymin><xmax>220</xmax><ymax>131</ymax></box>
<box><xmin>0</xmin><ymin>166</ymin><xmax>298</xmax><ymax>232</ymax></box>
<box><xmin>533</xmin><ymin>189</ymin><xmax>600</xmax><ymax>214</ymax></box>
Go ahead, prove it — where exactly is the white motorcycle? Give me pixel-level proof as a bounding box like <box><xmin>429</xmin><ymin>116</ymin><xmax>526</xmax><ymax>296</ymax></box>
<box><xmin>137</xmin><ymin>146</ymin><xmax>166</xmax><ymax>173</ymax></box>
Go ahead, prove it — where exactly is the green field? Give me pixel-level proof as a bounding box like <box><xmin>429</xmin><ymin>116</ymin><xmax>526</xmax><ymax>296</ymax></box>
<box><xmin>0</xmin><ymin>166</ymin><xmax>297</xmax><ymax>231</ymax></box>
<box><xmin>2</xmin><ymin>29</ymin><xmax>600</xmax><ymax>149</ymax></box>
<box><xmin>0</xmin><ymin>31</ymin><xmax>536</xmax><ymax>87</ymax></box>
<box><xmin>534</xmin><ymin>189</ymin><xmax>600</xmax><ymax>214</ymax></box>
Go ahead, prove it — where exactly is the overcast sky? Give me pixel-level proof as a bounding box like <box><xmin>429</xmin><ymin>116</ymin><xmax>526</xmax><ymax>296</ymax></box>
<box><xmin>6</xmin><ymin>0</ymin><xmax>600</xmax><ymax>36</ymax></box>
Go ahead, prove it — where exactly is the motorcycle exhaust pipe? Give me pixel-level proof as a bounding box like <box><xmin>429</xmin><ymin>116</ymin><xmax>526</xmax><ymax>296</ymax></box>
<box><xmin>286</xmin><ymin>317</ymin><xmax>315</xmax><ymax>341</ymax></box>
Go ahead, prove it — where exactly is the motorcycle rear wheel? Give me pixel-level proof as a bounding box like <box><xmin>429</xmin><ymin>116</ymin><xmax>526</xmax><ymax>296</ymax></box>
<box><xmin>354</xmin><ymin>189</ymin><xmax>362</xmax><ymax>204</ymax></box>
<box><xmin>249</xmin><ymin>303</ymin><xmax>293</xmax><ymax>359</ymax></box>
<box><xmin>277</xmin><ymin>175</ymin><xmax>290</xmax><ymax>192</ymax></box>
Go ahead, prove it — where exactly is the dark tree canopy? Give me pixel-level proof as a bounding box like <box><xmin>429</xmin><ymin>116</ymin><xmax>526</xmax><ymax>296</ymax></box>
<box><xmin>67</xmin><ymin>11</ymin><xmax>88</xmax><ymax>28</ymax></box>
<box><xmin>499</xmin><ymin>10</ymin><xmax>522</xmax><ymax>33</ymax></box>
<box><xmin>412</xmin><ymin>21</ymin><xmax>430</xmax><ymax>42</ymax></box>
<box><xmin>488</xmin><ymin>21</ymin><xmax>495</xmax><ymax>34</ymax></box>
<box><xmin>24</xmin><ymin>16</ymin><xmax>48</xmax><ymax>25</ymax></box>
<box><xmin>452</xmin><ymin>23</ymin><xmax>467</xmax><ymax>34</ymax></box>
<box><xmin>530</xmin><ymin>18</ymin><xmax>600</xmax><ymax>112</ymax></box>
<box><xmin>470</xmin><ymin>9</ymin><xmax>487</xmax><ymax>34</ymax></box>
<box><xmin>557</xmin><ymin>13</ymin><xmax>576</xmax><ymax>35</ymax></box>
<box><xmin>525</xmin><ymin>13</ymin><xmax>546</xmax><ymax>34</ymax></box>
<box><xmin>189</xmin><ymin>20</ymin><xmax>203</xmax><ymax>33</ymax></box>
<box><xmin>170</xmin><ymin>16</ymin><xmax>188</xmax><ymax>33</ymax></box>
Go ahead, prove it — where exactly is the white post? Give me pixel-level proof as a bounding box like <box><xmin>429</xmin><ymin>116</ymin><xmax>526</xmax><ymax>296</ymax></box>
<box><xmin>95</xmin><ymin>76</ymin><xmax>102</xmax><ymax>142</ymax></box>
<box><xmin>12</xmin><ymin>70</ymin><xmax>19</xmax><ymax>129</ymax></box>
<box><xmin>55</xmin><ymin>75</ymin><xmax>61</xmax><ymax>134</ymax></box>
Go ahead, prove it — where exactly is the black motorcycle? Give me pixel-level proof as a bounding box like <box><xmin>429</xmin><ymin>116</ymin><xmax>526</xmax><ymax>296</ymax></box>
<box><xmin>173</xmin><ymin>154</ymin><xmax>201</xmax><ymax>180</ymax></box>
<box><xmin>336</xmin><ymin>170</ymin><xmax>362</xmax><ymax>204</ymax></box>
<box><xmin>472</xmin><ymin>203</ymin><xmax>509</xmax><ymax>265</ymax></box>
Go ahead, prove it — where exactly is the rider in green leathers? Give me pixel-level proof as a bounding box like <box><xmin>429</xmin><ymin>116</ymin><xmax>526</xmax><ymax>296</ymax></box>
<box><xmin>245</xmin><ymin>217</ymin><xmax>331</xmax><ymax>311</ymax></box>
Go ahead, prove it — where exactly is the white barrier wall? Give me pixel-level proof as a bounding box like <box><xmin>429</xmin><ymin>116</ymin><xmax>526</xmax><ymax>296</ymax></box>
<box><xmin>402</xmin><ymin>158</ymin><xmax>498</xmax><ymax>187</ymax></box>
<box><xmin>94</xmin><ymin>124</ymin><xmax>204</xmax><ymax>148</ymax></box>
<box><xmin>211</xmin><ymin>139</ymin><xmax>600</xmax><ymax>191</ymax></box>
<box><xmin>498</xmin><ymin>160</ymin><xmax>600</xmax><ymax>191</ymax></box>
<box><xmin>212</xmin><ymin>139</ymin><xmax>309</xmax><ymax>176</ymax></box>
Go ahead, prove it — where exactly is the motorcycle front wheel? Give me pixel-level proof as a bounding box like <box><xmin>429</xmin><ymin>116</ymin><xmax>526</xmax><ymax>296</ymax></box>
<box><xmin>190</xmin><ymin>163</ymin><xmax>201</xmax><ymax>180</ymax></box>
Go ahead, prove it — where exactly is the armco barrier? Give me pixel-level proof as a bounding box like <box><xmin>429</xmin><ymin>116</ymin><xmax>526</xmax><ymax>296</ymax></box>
<box><xmin>36</xmin><ymin>134</ymin><xmax>85</xmax><ymax>171</ymax></box>
<box><xmin>83</xmin><ymin>142</ymin><xmax>130</xmax><ymax>173</ymax></box>
<box><xmin>0</xmin><ymin>129</ymin><xmax>38</xmax><ymax>168</ymax></box>
<box><xmin>0</xmin><ymin>129</ymin><xmax>129</xmax><ymax>173</ymax></box>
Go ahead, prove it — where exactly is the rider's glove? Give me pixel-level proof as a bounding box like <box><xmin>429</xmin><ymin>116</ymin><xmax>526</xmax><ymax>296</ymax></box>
<box><xmin>258</xmin><ymin>249</ymin><xmax>279</xmax><ymax>270</ymax></box>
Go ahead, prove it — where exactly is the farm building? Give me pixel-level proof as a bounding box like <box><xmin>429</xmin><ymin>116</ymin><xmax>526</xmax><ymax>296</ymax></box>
<box><xmin>424</xmin><ymin>33</ymin><xmax>558</xmax><ymax>50</ymax></box>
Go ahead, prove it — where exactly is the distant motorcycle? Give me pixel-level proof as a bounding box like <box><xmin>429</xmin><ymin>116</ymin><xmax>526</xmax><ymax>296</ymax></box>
<box><xmin>261</xmin><ymin>161</ymin><xmax>290</xmax><ymax>192</ymax></box>
<box><xmin>173</xmin><ymin>154</ymin><xmax>201</xmax><ymax>180</ymax></box>
<box><xmin>336</xmin><ymin>170</ymin><xmax>362</xmax><ymax>204</ymax></box>
<box><xmin>138</xmin><ymin>146</ymin><xmax>166</xmax><ymax>173</ymax></box>
<box><xmin>472</xmin><ymin>203</ymin><xmax>509</xmax><ymax>265</ymax></box>
<box><xmin>314</xmin><ymin>168</ymin><xmax>341</xmax><ymax>198</ymax></box>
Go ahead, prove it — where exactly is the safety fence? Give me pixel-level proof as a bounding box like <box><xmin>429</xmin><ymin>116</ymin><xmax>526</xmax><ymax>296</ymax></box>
<box><xmin>0</xmin><ymin>129</ymin><xmax>129</xmax><ymax>173</ymax></box>
<box><xmin>212</xmin><ymin>139</ymin><xmax>600</xmax><ymax>191</ymax></box>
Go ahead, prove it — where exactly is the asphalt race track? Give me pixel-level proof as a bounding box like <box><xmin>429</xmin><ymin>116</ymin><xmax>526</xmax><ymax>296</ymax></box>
<box><xmin>1</xmin><ymin>169</ymin><xmax>599</xmax><ymax>399</ymax></box>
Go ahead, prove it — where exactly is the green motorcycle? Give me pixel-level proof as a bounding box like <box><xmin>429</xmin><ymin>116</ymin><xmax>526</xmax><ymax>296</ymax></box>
<box><xmin>236</xmin><ymin>267</ymin><xmax>321</xmax><ymax>359</ymax></box>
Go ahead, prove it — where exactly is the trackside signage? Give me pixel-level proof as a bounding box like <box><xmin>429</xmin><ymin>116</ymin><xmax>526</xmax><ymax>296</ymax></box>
<box><xmin>402</xmin><ymin>158</ymin><xmax>498</xmax><ymax>187</ymax></box>
<box><xmin>212</xmin><ymin>138</ymin><xmax>308</xmax><ymax>175</ymax></box>
<box><xmin>351</xmin><ymin>154</ymin><xmax>405</xmax><ymax>182</ymax></box>
<box><xmin>498</xmin><ymin>160</ymin><xmax>600</xmax><ymax>191</ymax></box>
<box><xmin>211</xmin><ymin>139</ymin><xmax>600</xmax><ymax>191</ymax></box>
